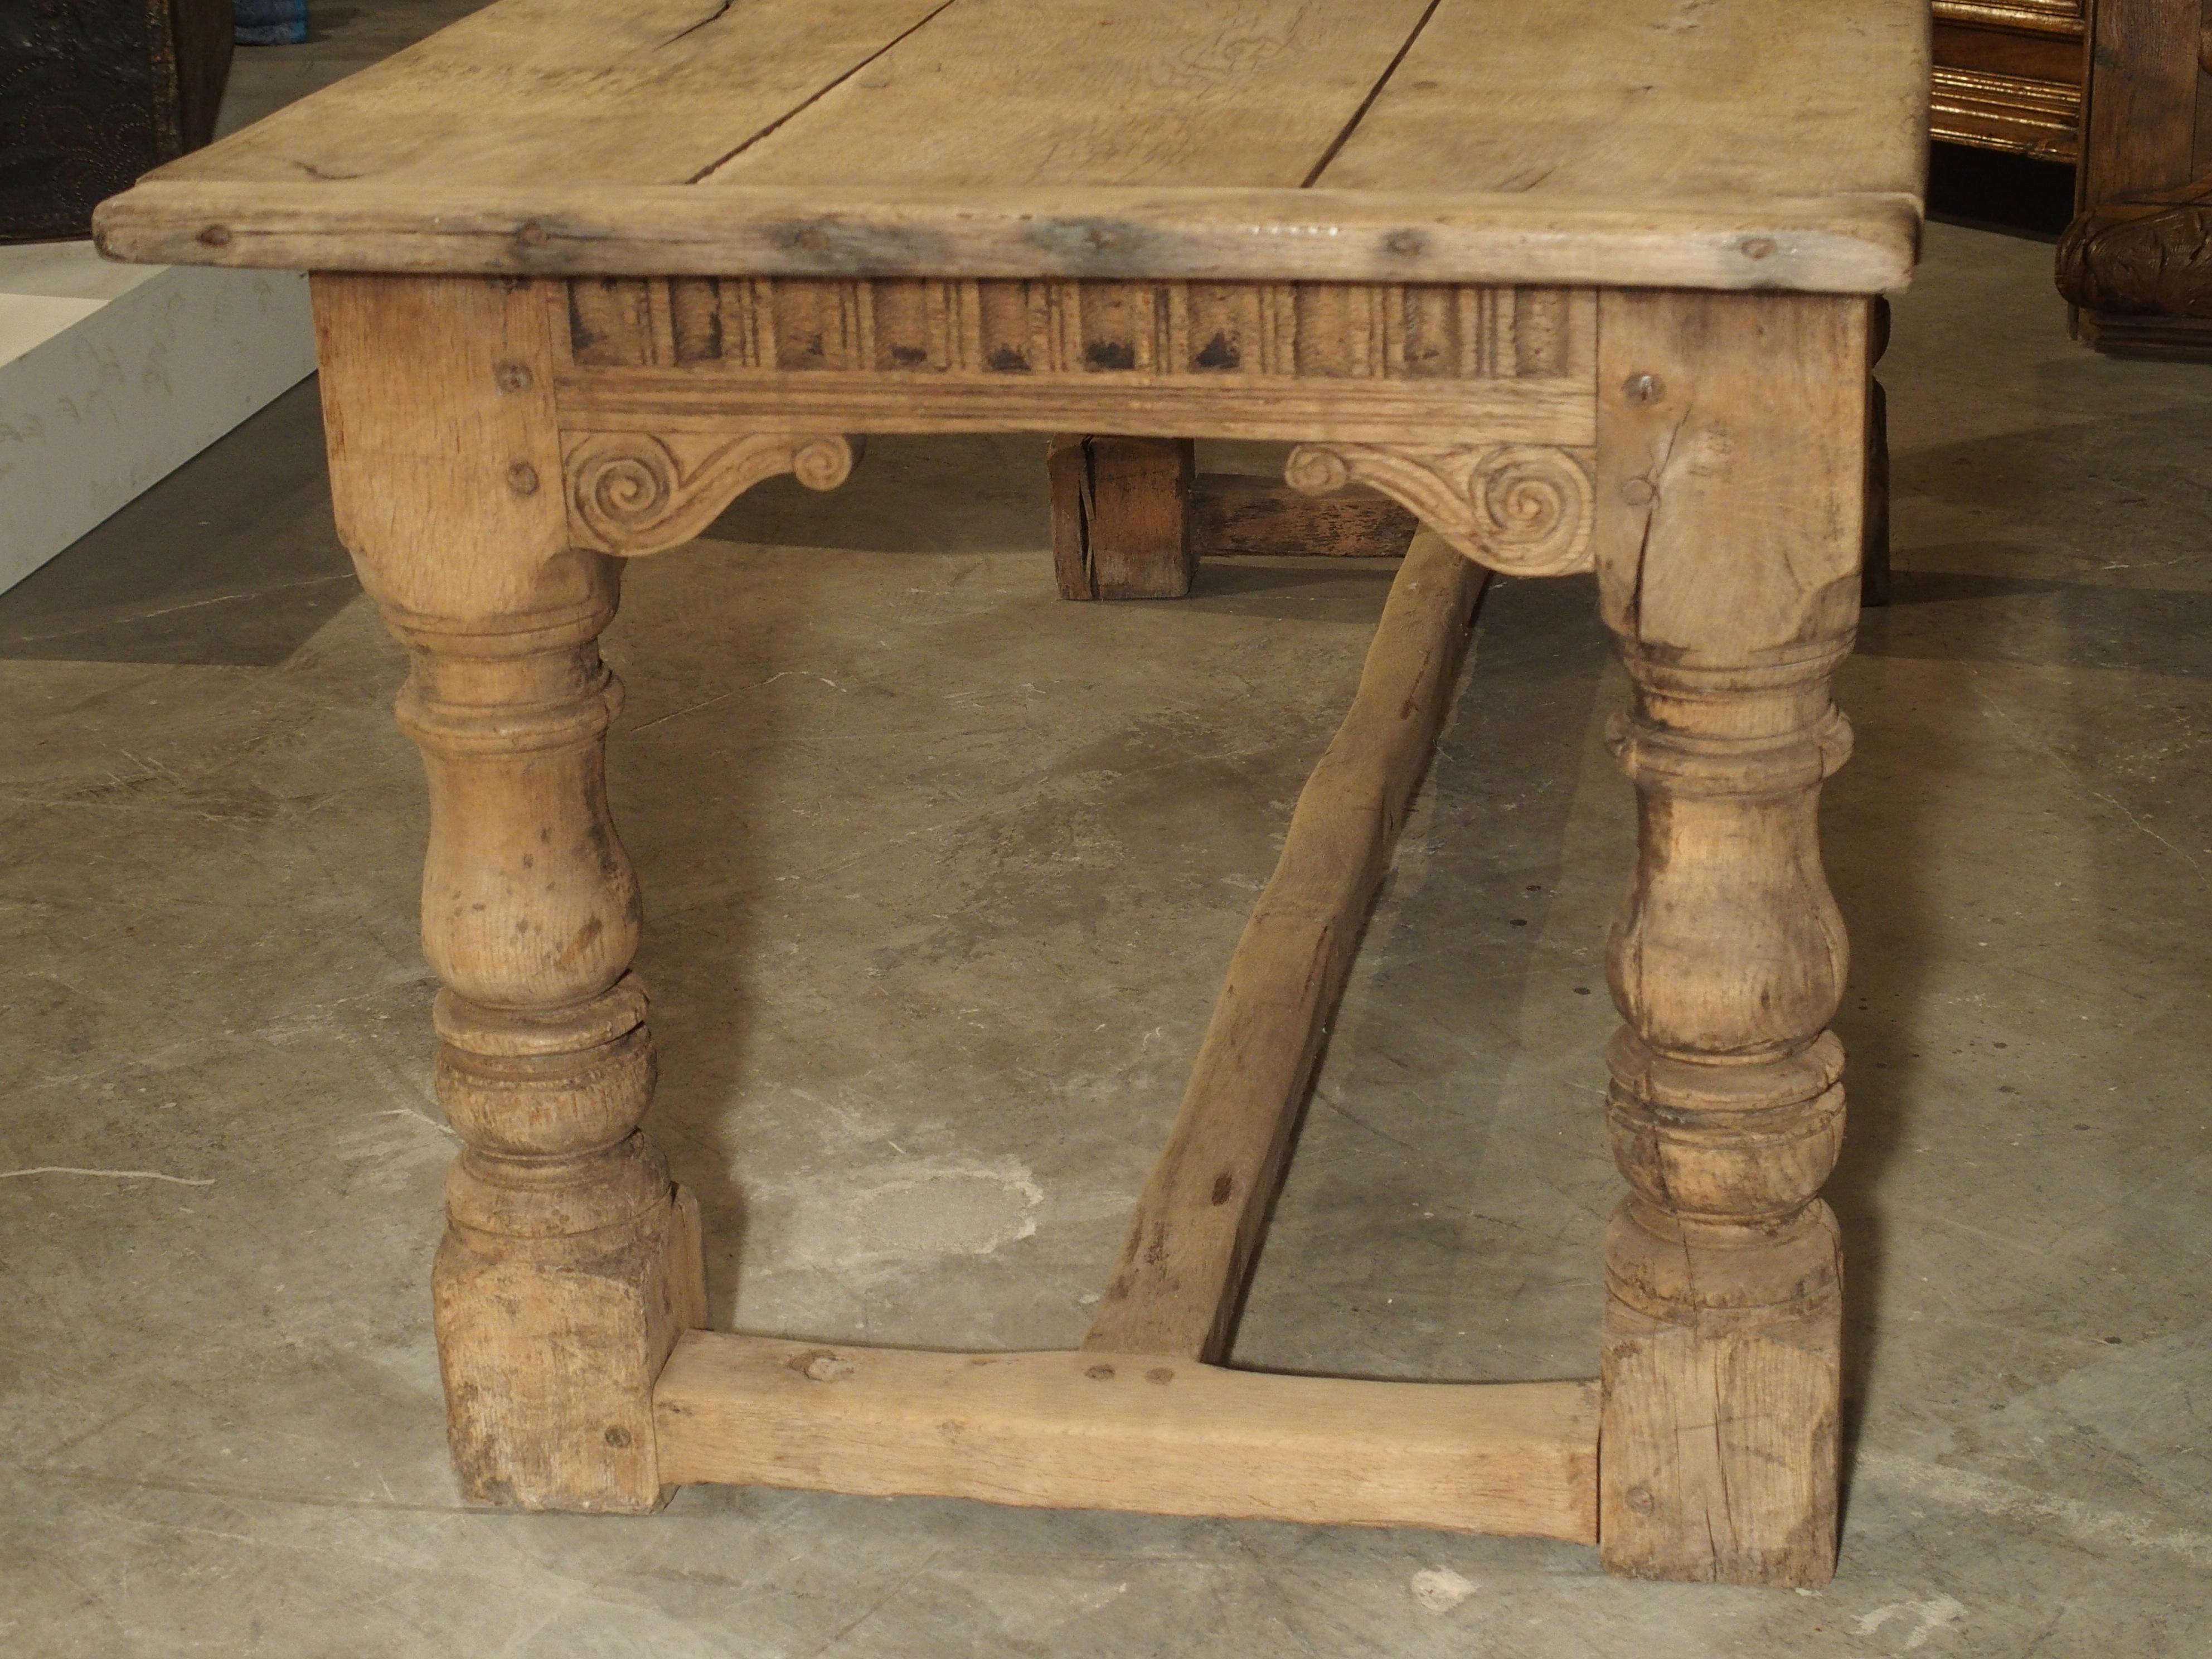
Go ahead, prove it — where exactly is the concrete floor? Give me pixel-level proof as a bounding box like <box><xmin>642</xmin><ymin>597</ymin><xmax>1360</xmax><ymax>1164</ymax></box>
<box><xmin>4</xmin><ymin>23</ymin><xmax>2211</xmax><ymax>1659</ymax></box>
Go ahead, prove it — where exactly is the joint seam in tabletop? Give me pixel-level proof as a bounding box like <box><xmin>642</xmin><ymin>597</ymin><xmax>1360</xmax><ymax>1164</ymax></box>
<box><xmin>659</xmin><ymin>0</ymin><xmax>733</xmax><ymax>49</ymax></box>
<box><xmin>685</xmin><ymin>0</ymin><xmax>968</xmax><ymax>184</ymax></box>
<box><xmin>1301</xmin><ymin>0</ymin><xmax>1449</xmax><ymax>188</ymax></box>
<box><xmin>89</xmin><ymin>0</ymin><xmax>1927</xmax><ymax>288</ymax></box>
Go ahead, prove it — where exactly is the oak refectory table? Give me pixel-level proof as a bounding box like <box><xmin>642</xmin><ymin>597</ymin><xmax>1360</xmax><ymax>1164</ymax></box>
<box><xmin>94</xmin><ymin>0</ymin><xmax>1930</xmax><ymax>1589</ymax></box>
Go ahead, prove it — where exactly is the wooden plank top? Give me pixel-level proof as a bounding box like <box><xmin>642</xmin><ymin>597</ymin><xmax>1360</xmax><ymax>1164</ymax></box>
<box><xmin>94</xmin><ymin>0</ymin><xmax>1929</xmax><ymax>292</ymax></box>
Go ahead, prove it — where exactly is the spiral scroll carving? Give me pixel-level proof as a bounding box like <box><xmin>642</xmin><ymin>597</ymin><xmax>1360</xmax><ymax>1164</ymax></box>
<box><xmin>564</xmin><ymin>431</ymin><xmax>858</xmax><ymax>555</ymax></box>
<box><xmin>1284</xmin><ymin>441</ymin><xmax>1595</xmax><ymax>577</ymax></box>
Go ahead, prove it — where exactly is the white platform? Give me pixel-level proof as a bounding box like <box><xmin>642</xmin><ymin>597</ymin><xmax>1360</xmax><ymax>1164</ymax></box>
<box><xmin>0</xmin><ymin>242</ymin><xmax>316</xmax><ymax>595</ymax></box>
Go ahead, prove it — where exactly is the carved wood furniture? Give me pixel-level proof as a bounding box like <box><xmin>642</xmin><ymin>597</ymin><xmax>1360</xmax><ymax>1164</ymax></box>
<box><xmin>1</xmin><ymin>0</ymin><xmax>232</xmax><ymax>242</ymax></box>
<box><xmin>1930</xmin><ymin>1</ymin><xmax>2089</xmax><ymax>162</ymax></box>
<box><xmin>2056</xmin><ymin>0</ymin><xmax>2212</xmax><ymax>355</ymax></box>
<box><xmin>93</xmin><ymin>0</ymin><xmax>1930</xmax><ymax>1588</ymax></box>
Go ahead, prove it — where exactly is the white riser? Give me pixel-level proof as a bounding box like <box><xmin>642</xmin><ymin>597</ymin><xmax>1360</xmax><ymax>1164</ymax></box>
<box><xmin>0</xmin><ymin>246</ymin><xmax>316</xmax><ymax>595</ymax></box>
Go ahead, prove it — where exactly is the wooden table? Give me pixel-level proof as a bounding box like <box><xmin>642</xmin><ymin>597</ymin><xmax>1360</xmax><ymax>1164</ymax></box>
<box><xmin>95</xmin><ymin>0</ymin><xmax>1930</xmax><ymax>1589</ymax></box>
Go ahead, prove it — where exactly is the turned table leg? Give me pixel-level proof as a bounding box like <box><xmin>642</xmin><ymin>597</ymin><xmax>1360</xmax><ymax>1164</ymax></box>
<box><xmin>1591</xmin><ymin>291</ymin><xmax>1867</xmax><ymax>1585</ymax></box>
<box><xmin>316</xmin><ymin>273</ymin><xmax>705</xmax><ymax>1511</ymax></box>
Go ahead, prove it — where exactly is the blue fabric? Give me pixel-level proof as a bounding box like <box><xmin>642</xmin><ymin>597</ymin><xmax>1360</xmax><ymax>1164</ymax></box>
<box><xmin>235</xmin><ymin>0</ymin><xmax>308</xmax><ymax>46</ymax></box>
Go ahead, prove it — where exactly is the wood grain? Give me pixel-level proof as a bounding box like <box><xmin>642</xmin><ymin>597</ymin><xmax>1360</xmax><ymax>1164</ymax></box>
<box><xmin>142</xmin><ymin>0</ymin><xmax>957</xmax><ymax>187</ymax></box>
<box><xmin>2058</xmin><ymin>181</ymin><xmax>2212</xmax><ymax>320</ymax></box>
<box><xmin>316</xmin><ymin>274</ymin><xmax>706</xmax><ymax>1511</ymax></box>
<box><xmin>1193</xmin><ymin>474</ymin><xmax>1417</xmax><ymax>559</ymax></box>
<box><xmin>2079</xmin><ymin>0</ymin><xmax>2202</xmax><ymax>201</ymax></box>
<box><xmin>94</xmin><ymin>179</ymin><xmax>1920</xmax><ymax>293</ymax></box>
<box><xmin>1283</xmin><ymin>439</ymin><xmax>1593</xmax><ymax>576</ymax></box>
<box><xmin>115</xmin><ymin>0</ymin><xmax>1927</xmax><ymax>1570</ymax></box>
<box><xmin>701</xmin><ymin>0</ymin><xmax>1435</xmax><ymax>191</ymax></box>
<box><xmin>93</xmin><ymin>0</ymin><xmax>1926</xmax><ymax>293</ymax></box>
<box><xmin>653</xmin><ymin>1331</ymin><xmax>1599</xmax><ymax>1542</ymax></box>
<box><xmin>564</xmin><ymin>430</ymin><xmax>861</xmax><ymax>556</ymax></box>
<box><xmin>1046</xmin><ymin>433</ymin><xmax>1088</xmax><ymax>598</ymax></box>
<box><xmin>1590</xmin><ymin>289</ymin><xmax>1865</xmax><ymax>1587</ymax></box>
<box><xmin>1085</xmin><ymin>528</ymin><xmax>1485</xmax><ymax>1360</ymax></box>
<box><xmin>124</xmin><ymin>0</ymin><xmax>1936</xmax><ymax>207</ymax></box>
<box><xmin>1318</xmin><ymin>0</ymin><xmax>1928</xmax><ymax>203</ymax></box>
<box><xmin>1927</xmin><ymin>3</ymin><xmax>2084</xmax><ymax>158</ymax></box>
<box><xmin>549</xmin><ymin>361</ymin><xmax>1598</xmax><ymax>449</ymax></box>
<box><xmin>1929</xmin><ymin>61</ymin><xmax>2082</xmax><ymax>161</ymax></box>
<box><xmin>566</xmin><ymin>275</ymin><xmax>1585</xmax><ymax>382</ymax></box>
<box><xmin>1933</xmin><ymin>0</ymin><xmax>2086</xmax><ymax>35</ymax></box>
<box><xmin>2056</xmin><ymin>0</ymin><xmax>2212</xmax><ymax>356</ymax></box>
<box><xmin>1048</xmin><ymin>436</ymin><xmax>1197</xmax><ymax>600</ymax></box>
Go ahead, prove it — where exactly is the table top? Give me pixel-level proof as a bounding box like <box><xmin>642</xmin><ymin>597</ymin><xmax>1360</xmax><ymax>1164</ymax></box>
<box><xmin>94</xmin><ymin>0</ymin><xmax>1929</xmax><ymax>293</ymax></box>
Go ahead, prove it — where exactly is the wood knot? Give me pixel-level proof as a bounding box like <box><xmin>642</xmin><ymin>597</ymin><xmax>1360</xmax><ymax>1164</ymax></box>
<box><xmin>515</xmin><ymin>221</ymin><xmax>549</xmax><ymax>247</ymax></box>
<box><xmin>1626</xmin><ymin>1485</ymin><xmax>1657</xmax><ymax>1514</ymax></box>
<box><xmin>1209</xmin><ymin>1172</ymin><xmax>1234</xmax><ymax>1205</ymax></box>
<box><xmin>494</xmin><ymin>361</ymin><xmax>534</xmax><ymax>394</ymax></box>
<box><xmin>1619</xmin><ymin>477</ymin><xmax>1655</xmax><ymax>507</ymax></box>
<box><xmin>602</xmin><ymin>1425</ymin><xmax>632</xmax><ymax>1448</ymax></box>
<box><xmin>197</xmin><ymin>224</ymin><xmax>231</xmax><ymax>248</ymax></box>
<box><xmin>1146</xmin><ymin>1367</ymin><xmax>1175</xmax><ymax>1385</ymax></box>
<box><xmin>1085</xmin><ymin>1364</ymin><xmax>1115</xmax><ymax>1380</ymax></box>
<box><xmin>1739</xmin><ymin>236</ymin><xmax>1777</xmax><ymax>260</ymax></box>
<box><xmin>788</xmin><ymin>1348</ymin><xmax>856</xmax><ymax>1382</ymax></box>
<box><xmin>506</xmin><ymin>462</ymin><xmax>540</xmax><ymax>496</ymax></box>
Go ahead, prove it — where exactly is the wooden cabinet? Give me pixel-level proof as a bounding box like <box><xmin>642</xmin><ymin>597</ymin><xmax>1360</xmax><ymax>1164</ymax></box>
<box><xmin>1927</xmin><ymin>0</ymin><xmax>2212</xmax><ymax>360</ymax></box>
<box><xmin>0</xmin><ymin>0</ymin><xmax>233</xmax><ymax>242</ymax></box>
<box><xmin>2056</xmin><ymin>0</ymin><xmax>2212</xmax><ymax>356</ymax></box>
<box><xmin>1932</xmin><ymin>1</ymin><xmax>2090</xmax><ymax>161</ymax></box>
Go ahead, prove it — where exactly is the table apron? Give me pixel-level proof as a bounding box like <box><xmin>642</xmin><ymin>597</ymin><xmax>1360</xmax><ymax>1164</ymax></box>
<box><xmin>549</xmin><ymin>367</ymin><xmax>1597</xmax><ymax>447</ymax></box>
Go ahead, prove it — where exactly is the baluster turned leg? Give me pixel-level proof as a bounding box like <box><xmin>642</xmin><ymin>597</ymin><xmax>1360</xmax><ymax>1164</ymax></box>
<box><xmin>315</xmin><ymin>273</ymin><xmax>705</xmax><ymax>1512</ymax></box>
<box><xmin>1591</xmin><ymin>290</ymin><xmax>1869</xmax><ymax>1586</ymax></box>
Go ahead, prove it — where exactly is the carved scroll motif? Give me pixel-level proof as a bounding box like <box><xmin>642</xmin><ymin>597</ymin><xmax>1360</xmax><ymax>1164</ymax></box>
<box><xmin>1284</xmin><ymin>442</ymin><xmax>1595</xmax><ymax>577</ymax></box>
<box><xmin>563</xmin><ymin>431</ymin><xmax>858</xmax><ymax>555</ymax></box>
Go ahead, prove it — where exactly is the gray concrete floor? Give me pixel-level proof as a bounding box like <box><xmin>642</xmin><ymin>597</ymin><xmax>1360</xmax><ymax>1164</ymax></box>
<box><xmin>4</xmin><ymin>16</ymin><xmax>2211</xmax><ymax>1659</ymax></box>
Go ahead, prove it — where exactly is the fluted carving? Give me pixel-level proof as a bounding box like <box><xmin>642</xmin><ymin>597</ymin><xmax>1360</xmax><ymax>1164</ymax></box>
<box><xmin>1283</xmin><ymin>442</ymin><xmax>1595</xmax><ymax>576</ymax></box>
<box><xmin>567</xmin><ymin>275</ymin><xmax>1588</xmax><ymax>381</ymax></box>
<box><xmin>565</xmin><ymin>430</ymin><xmax>859</xmax><ymax>555</ymax></box>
